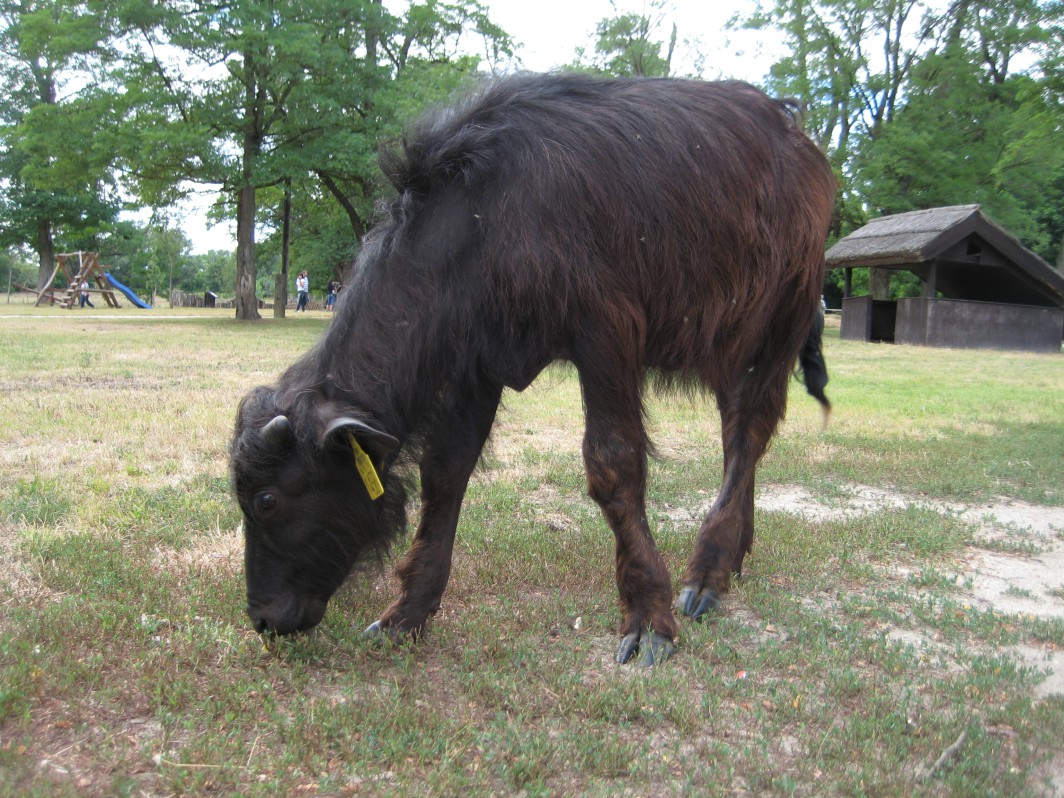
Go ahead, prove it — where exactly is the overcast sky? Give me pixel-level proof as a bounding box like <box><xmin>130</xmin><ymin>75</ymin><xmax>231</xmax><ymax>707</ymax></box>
<box><xmin>179</xmin><ymin>0</ymin><xmax>782</xmax><ymax>254</ymax></box>
<box><xmin>481</xmin><ymin>0</ymin><xmax>781</xmax><ymax>79</ymax></box>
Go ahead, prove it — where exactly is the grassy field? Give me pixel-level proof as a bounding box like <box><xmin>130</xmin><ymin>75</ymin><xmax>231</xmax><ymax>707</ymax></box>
<box><xmin>1</xmin><ymin>304</ymin><xmax>1062</xmax><ymax>797</ymax></box>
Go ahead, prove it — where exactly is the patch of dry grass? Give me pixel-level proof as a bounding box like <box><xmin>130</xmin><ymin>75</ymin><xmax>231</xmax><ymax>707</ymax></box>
<box><xmin>1</xmin><ymin>310</ymin><xmax>1063</xmax><ymax>797</ymax></box>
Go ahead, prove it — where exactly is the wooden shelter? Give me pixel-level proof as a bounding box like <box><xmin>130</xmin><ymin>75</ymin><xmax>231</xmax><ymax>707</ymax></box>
<box><xmin>32</xmin><ymin>252</ymin><xmax>120</xmax><ymax>309</ymax></box>
<box><xmin>827</xmin><ymin>205</ymin><xmax>1064</xmax><ymax>353</ymax></box>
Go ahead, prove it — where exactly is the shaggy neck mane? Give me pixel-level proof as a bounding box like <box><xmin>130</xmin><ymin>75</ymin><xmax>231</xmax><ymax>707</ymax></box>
<box><xmin>280</xmin><ymin>193</ymin><xmax>485</xmax><ymax>466</ymax></box>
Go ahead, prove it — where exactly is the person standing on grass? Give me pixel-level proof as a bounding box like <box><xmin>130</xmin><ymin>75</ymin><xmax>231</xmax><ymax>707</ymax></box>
<box><xmin>79</xmin><ymin>280</ymin><xmax>94</xmax><ymax>309</ymax></box>
<box><xmin>325</xmin><ymin>280</ymin><xmax>338</xmax><ymax>311</ymax></box>
<box><xmin>295</xmin><ymin>271</ymin><xmax>309</xmax><ymax>312</ymax></box>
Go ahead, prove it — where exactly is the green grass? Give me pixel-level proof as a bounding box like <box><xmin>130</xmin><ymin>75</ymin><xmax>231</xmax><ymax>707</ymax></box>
<box><xmin>1</xmin><ymin>308</ymin><xmax>1063</xmax><ymax>796</ymax></box>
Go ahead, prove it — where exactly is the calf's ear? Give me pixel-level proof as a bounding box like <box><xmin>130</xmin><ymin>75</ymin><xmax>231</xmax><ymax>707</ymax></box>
<box><xmin>321</xmin><ymin>416</ymin><xmax>399</xmax><ymax>464</ymax></box>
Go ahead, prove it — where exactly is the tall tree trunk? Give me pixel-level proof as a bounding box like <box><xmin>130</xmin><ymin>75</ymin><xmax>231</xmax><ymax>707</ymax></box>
<box><xmin>234</xmin><ymin>45</ymin><xmax>262</xmax><ymax>322</ymax></box>
<box><xmin>234</xmin><ymin>182</ymin><xmax>260</xmax><ymax>320</ymax></box>
<box><xmin>274</xmin><ymin>178</ymin><xmax>291</xmax><ymax>318</ymax></box>
<box><xmin>35</xmin><ymin>217</ymin><xmax>56</xmax><ymax>292</ymax></box>
<box><xmin>366</xmin><ymin>0</ymin><xmax>382</xmax><ymax>68</ymax></box>
<box><xmin>28</xmin><ymin>59</ymin><xmax>58</xmax><ymax>294</ymax></box>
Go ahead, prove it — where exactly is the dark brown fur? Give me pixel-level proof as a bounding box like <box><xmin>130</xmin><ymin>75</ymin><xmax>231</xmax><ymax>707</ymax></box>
<box><xmin>230</xmin><ymin>73</ymin><xmax>835</xmax><ymax>665</ymax></box>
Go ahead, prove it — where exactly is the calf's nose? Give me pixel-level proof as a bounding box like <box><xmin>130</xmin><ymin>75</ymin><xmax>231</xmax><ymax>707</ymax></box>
<box><xmin>246</xmin><ymin>595</ymin><xmax>328</xmax><ymax>636</ymax></box>
<box><xmin>251</xmin><ymin>614</ymin><xmax>270</xmax><ymax>635</ymax></box>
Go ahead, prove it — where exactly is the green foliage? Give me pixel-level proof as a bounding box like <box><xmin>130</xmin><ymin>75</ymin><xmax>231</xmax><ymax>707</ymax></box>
<box><xmin>824</xmin><ymin>265</ymin><xmax>925</xmax><ymax>305</ymax></box>
<box><xmin>255</xmin><ymin>187</ymin><xmax>358</xmax><ymax>292</ymax></box>
<box><xmin>739</xmin><ymin>0</ymin><xmax>1064</xmax><ymax>288</ymax></box>
<box><xmin>2</xmin><ymin>0</ymin><xmax>1061</xmax><ymax>304</ymax></box>
<box><xmin>0</xmin><ymin>248</ymin><xmax>37</xmax><ymax>290</ymax></box>
<box><xmin>94</xmin><ymin>221</ymin><xmax>192</xmax><ymax>299</ymax></box>
<box><xmin>571</xmin><ymin>0</ymin><xmax>684</xmax><ymax>78</ymax></box>
<box><xmin>0</xmin><ymin>0</ymin><xmax>512</xmax><ymax>314</ymax></box>
<box><xmin>108</xmin><ymin>0</ymin><xmax>512</xmax><ymax>317</ymax></box>
<box><xmin>0</xmin><ymin>0</ymin><xmax>125</xmax><ymax>278</ymax></box>
<box><xmin>857</xmin><ymin>33</ymin><xmax>1064</xmax><ymax>261</ymax></box>
<box><xmin>590</xmin><ymin>13</ymin><xmax>676</xmax><ymax>77</ymax></box>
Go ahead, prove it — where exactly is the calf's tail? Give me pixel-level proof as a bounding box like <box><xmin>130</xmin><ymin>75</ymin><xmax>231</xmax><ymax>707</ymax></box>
<box><xmin>797</xmin><ymin>309</ymin><xmax>831</xmax><ymax>424</ymax></box>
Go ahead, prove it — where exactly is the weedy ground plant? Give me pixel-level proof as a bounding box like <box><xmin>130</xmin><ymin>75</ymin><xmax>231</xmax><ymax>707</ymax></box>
<box><xmin>1</xmin><ymin>305</ymin><xmax>1062</xmax><ymax>797</ymax></box>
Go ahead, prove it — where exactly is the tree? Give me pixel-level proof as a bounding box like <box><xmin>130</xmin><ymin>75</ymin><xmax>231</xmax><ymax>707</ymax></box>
<box><xmin>740</xmin><ymin>0</ymin><xmax>1064</xmax><ymax>296</ymax></box>
<box><xmin>116</xmin><ymin>0</ymin><xmax>327</xmax><ymax>319</ymax></box>
<box><xmin>739</xmin><ymin>0</ymin><xmax>941</xmax><ymax>298</ymax></box>
<box><xmin>1</xmin><ymin>246</ymin><xmax>37</xmax><ymax>294</ymax></box>
<box><xmin>93</xmin><ymin>219</ymin><xmax>192</xmax><ymax>300</ymax></box>
<box><xmin>119</xmin><ymin>0</ymin><xmax>511</xmax><ymax>320</ymax></box>
<box><xmin>857</xmin><ymin>1</ymin><xmax>1064</xmax><ymax>262</ymax></box>
<box><xmin>743</xmin><ymin>0</ymin><xmax>941</xmax><ymax>226</ymax></box>
<box><xmin>572</xmin><ymin>0</ymin><xmax>684</xmax><ymax>78</ymax></box>
<box><xmin>256</xmin><ymin>184</ymin><xmax>357</xmax><ymax>291</ymax></box>
<box><xmin>191</xmin><ymin>249</ymin><xmax>236</xmax><ymax>295</ymax></box>
<box><xmin>276</xmin><ymin>0</ymin><xmax>512</xmax><ymax>283</ymax></box>
<box><xmin>0</xmin><ymin>0</ymin><xmax>123</xmax><ymax>290</ymax></box>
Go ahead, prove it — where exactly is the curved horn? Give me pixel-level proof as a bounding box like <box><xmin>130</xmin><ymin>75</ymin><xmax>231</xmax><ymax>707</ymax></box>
<box><xmin>322</xmin><ymin>416</ymin><xmax>399</xmax><ymax>456</ymax></box>
<box><xmin>261</xmin><ymin>415</ymin><xmax>292</xmax><ymax>449</ymax></box>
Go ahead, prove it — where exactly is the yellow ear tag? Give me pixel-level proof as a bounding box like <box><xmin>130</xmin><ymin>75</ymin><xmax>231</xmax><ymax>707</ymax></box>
<box><xmin>349</xmin><ymin>435</ymin><xmax>385</xmax><ymax>500</ymax></box>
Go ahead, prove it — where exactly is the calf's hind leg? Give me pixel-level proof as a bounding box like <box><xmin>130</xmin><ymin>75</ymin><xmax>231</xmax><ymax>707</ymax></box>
<box><xmin>677</xmin><ymin>378</ymin><xmax>787</xmax><ymax>620</ymax></box>
<box><xmin>578</xmin><ymin>365</ymin><xmax>678</xmax><ymax>666</ymax></box>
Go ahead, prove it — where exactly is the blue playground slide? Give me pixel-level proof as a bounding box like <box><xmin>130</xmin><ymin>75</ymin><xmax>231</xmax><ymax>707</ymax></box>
<box><xmin>104</xmin><ymin>273</ymin><xmax>152</xmax><ymax>309</ymax></box>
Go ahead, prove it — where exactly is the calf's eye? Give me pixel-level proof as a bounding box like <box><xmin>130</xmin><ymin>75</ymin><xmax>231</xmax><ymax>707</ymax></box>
<box><xmin>254</xmin><ymin>492</ymin><xmax>278</xmax><ymax>514</ymax></box>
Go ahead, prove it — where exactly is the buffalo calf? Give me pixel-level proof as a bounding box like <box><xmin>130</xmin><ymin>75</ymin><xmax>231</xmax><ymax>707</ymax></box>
<box><xmin>230</xmin><ymin>73</ymin><xmax>835</xmax><ymax>666</ymax></box>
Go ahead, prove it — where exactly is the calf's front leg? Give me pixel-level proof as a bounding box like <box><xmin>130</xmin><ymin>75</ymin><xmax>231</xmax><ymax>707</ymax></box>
<box><xmin>364</xmin><ymin>384</ymin><xmax>502</xmax><ymax>640</ymax></box>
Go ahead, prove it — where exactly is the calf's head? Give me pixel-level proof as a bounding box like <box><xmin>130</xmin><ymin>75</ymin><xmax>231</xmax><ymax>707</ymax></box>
<box><xmin>230</xmin><ymin>388</ymin><xmax>401</xmax><ymax>635</ymax></box>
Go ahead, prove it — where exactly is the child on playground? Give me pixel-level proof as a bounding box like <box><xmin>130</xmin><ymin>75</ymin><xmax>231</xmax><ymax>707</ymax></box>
<box><xmin>79</xmin><ymin>281</ymin><xmax>94</xmax><ymax>309</ymax></box>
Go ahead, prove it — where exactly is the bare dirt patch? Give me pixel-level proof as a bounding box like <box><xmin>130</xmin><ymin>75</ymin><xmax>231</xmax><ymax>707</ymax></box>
<box><xmin>757</xmin><ymin>483</ymin><xmax>1064</xmax><ymax>654</ymax></box>
<box><xmin>758</xmin><ymin>482</ymin><xmax>1064</xmax><ymax>790</ymax></box>
<box><xmin>761</xmin><ymin>483</ymin><xmax>1064</xmax><ymax>670</ymax></box>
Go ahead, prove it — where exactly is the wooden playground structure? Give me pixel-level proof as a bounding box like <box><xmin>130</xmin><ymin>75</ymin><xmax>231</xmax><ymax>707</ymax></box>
<box><xmin>28</xmin><ymin>252</ymin><xmax>121</xmax><ymax>308</ymax></box>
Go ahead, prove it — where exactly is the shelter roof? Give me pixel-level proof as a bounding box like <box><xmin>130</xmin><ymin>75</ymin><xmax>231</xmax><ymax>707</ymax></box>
<box><xmin>825</xmin><ymin>205</ymin><xmax>1064</xmax><ymax>307</ymax></box>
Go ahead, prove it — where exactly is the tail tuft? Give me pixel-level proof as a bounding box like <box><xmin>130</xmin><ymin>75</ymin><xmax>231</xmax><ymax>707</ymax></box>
<box><xmin>797</xmin><ymin>310</ymin><xmax>830</xmax><ymax>425</ymax></box>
